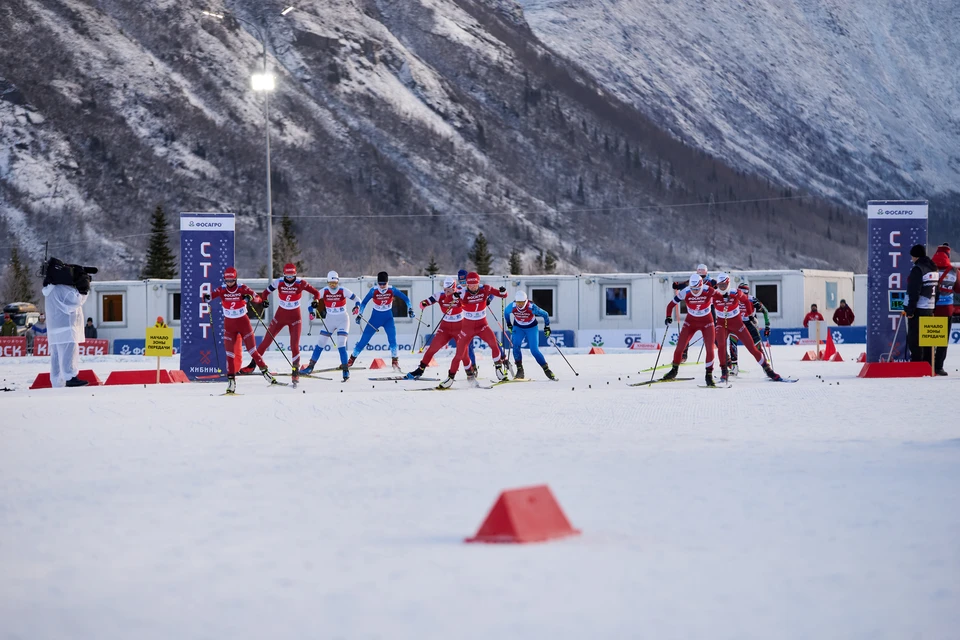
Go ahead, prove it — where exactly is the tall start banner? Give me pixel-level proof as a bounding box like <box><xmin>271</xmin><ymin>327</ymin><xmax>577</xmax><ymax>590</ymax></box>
<box><xmin>180</xmin><ymin>213</ymin><xmax>235</xmax><ymax>380</ymax></box>
<box><xmin>866</xmin><ymin>200</ymin><xmax>927</xmax><ymax>362</ymax></box>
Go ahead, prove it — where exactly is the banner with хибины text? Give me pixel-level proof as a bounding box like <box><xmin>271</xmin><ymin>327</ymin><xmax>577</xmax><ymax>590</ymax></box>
<box><xmin>866</xmin><ymin>200</ymin><xmax>927</xmax><ymax>363</ymax></box>
<box><xmin>179</xmin><ymin>213</ymin><xmax>235</xmax><ymax>380</ymax></box>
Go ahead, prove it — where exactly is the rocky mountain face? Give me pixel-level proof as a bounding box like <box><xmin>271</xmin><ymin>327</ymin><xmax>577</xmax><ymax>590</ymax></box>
<box><xmin>519</xmin><ymin>0</ymin><xmax>960</xmax><ymax>246</ymax></box>
<box><xmin>1</xmin><ymin>0</ymin><xmax>865</xmax><ymax>280</ymax></box>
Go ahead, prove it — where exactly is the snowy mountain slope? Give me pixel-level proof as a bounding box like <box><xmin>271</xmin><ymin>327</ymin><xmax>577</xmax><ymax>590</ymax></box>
<box><xmin>0</xmin><ymin>0</ymin><xmax>863</xmax><ymax>279</ymax></box>
<box><xmin>519</xmin><ymin>0</ymin><xmax>960</xmax><ymax>238</ymax></box>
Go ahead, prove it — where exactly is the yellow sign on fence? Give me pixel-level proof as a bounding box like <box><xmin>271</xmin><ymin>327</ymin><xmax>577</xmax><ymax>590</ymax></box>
<box><xmin>919</xmin><ymin>317</ymin><xmax>949</xmax><ymax>347</ymax></box>
<box><xmin>145</xmin><ymin>326</ymin><xmax>174</xmax><ymax>357</ymax></box>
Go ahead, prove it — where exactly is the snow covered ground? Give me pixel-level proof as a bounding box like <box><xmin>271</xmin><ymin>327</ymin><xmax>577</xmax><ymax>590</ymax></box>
<box><xmin>2</xmin><ymin>346</ymin><xmax>958</xmax><ymax>639</ymax></box>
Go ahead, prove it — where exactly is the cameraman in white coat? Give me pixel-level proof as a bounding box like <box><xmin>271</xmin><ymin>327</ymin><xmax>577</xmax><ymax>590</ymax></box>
<box><xmin>42</xmin><ymin>262</ymin><xmax>90</xmax><ymax>388</ymax></box>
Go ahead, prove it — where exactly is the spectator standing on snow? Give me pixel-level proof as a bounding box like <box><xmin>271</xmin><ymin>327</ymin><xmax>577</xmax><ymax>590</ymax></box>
<box><xmin>1</xmin><ymin>314</ymin><xmax>16</xmax><ymax>336</ymax></box>
<box><xmin>832</xmin><ymin>300</ymin><xmax>855</xmax><ymax>326</ymax></box>
<box><xmin>26</xmin><ymin>313</ymin><xmax>47</xmax><ymax>353</ymax></box>
<box><xmin>802</xmin><ymin>304</ymin><xmax>824</xmax><ymax>328</ymax></box>
<box><xmin>84</xmin><ymin>317</ymin><xmax>98</xmax><ymax>339</ymax></box>
<box><xmin>904</xmin><ymin>244</ymin><xmax>938</xmax><ymax>363</ymax></box>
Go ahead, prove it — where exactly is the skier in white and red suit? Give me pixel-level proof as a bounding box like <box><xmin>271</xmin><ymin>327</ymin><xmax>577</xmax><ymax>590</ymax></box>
<box><xmin>407</xmin><ymin>276</ymin><xmax>472</xmax><ymax>379</ymax></box>
<box><xmin>661</xmin><ymin>273</ymin><xmax>718</xmax><ymax>386</ymax></box>
<box><xmin>712</xmin><ymin>272</ymin><xmax>781</xmax><ymax>383</ymax></box>
<box><xmin>254</xmin><ymin>263</ymin><xmax>321</xmax><ymax>379</ymax></box>
<box><xmin>205</xmin><ymin>267</ymin><xmax>276</xmax><ymax>393</ymax></box>
<box><xmin>438</xmin><ymin>271</ymin><xmax>509</xmax><ymax>388</ymax></box>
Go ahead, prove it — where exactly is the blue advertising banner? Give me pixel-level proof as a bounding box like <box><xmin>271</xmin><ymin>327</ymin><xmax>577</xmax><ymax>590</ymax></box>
<box><xmin>179</xmin><ymin>213</ymin><xmax>235</xmax><ymax>379</ymax></box>
<box><xmin>769</xmin><ymin>326</ymin><xmax>867</xmax><ymax>346</ymax></box>
<box><xmin>423</xmin><ymin>330</ymin><xmax>575</xmax><ymax>349</ymax></box>
<box><xmin>114</xmin><ymin>339</ymin><xmax>181</xmax><ymax>356</ymax></box>
<box><xmin>866</xmin><ymin>201</ymin><xmax>927</xmax><ymax>362</ymax></box>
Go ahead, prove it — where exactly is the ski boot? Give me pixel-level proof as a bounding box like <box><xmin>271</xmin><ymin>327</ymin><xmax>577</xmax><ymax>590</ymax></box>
<box><xmin>260</xmin><ymin>366</ymin><xmax>278</xmax><ymax>385</ymax></box>
<box><xmin>704</xmin><ymin>369</ymin><xmax>716</xmax><ymax>388</ymax></box>
<box><xmin>681</xmin><ymin>346</ymin><xmax>689</xmax><ymax>363</ymax></box>
<box><xmin>719</xmin><ymin>366</ymin><xmax>728</xmax><ymax>385</ymax></box>
<box><xmin>342</xmin><ymin>367</ymin><xmax>350</xmax><ymax>382</ymax></box>
<box><xmin>729</xmin><ymin>363</ymin><xmax>739</xmax><ymax>376</ymax></box>
<box><xmin>494</xmin><ymin>358</ymin><xmax>509</xmax><ymax>381</ymax></box>
<box><xmin>542</xmin><ymin>364</ymin><xmax>556</xmax><ymax>381</ymax></box>
<box><xmin>65</xmin><ymin>376</ymin><xmax>89</xmax><ymax>387</ymax></box>
<box><xmin>392</xmin><ymin>357</ymin><xmax>401</xmax><ymax>372</ymax></box>
<box><xmin>438</xmin><ymin>372</ymin><xmax>456</xmax><ymax>389</ymax></box>
<box><xmin>346</xmin><ymin>355</ymin><xmax>356</xmax><ymax>369</ymax></box>
<box><xmin>515</xmin><ymin>362</ymin><xmax>525</xmax><ymax>379</ymax></box>
<box><xmin>407</xmin><ymin>363</ymin><xmax>426</xmax><ymax>380</ymax></box>
<box><xmin>660</xmin><ymin>364</ymin><xmax>679</xmax><ymax>381</ymax></box>
<box><xmin>291</xmin><ymin>367</ymin><xmax>300</xmax><ymax>386</ymax></box>
<box><xmin>762</xmin><ymin>363</ymin><xmax>782</xmax><ymax>382</ymax></box>
<box><xmin>299</xmin><ymin>359</ymin><xmax>317</xmax><ymax>374</ymax></box>
<box><xmin>226</xmin><ymin>376</ymin><xmax>237</xmax><ymax>394</ymax></box>
<box><xmin>239</xmin><ymin>359</ymin><xmax>257</xmax><ymax>375</ymax></box>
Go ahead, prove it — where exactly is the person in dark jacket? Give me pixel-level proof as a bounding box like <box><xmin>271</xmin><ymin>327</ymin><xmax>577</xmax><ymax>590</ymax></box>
<box><xmin>904</xmin><ymin>244</ymin><xmax>938</xmax><ymax>363</ymax></box>
<box><xmin>84</xmin><ymin>317</ymin><xmax>98</xmax><ymax>339</ymax></box>
<box><xmin>832</xmin><ymin>300</ymin><xmax>855</xmax><ymax>326</ymax></box>
<box><xmin>0</xmin><ymin>314</ymin><xmax>17</xmax><ymax>336</ymax></box>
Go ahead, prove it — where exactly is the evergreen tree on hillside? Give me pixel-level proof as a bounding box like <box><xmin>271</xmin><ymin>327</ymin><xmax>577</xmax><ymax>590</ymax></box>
<box><xmin>544</xmin><ymin>250</ymin><xmax>558</xmax><ymax>274</ymax></box>
<box><xmin>5</xmin><ymin>244</ymin><xmax>36</xmax><ymax>303</ymax></box>
<box><xmin>140</xmin><ymin>205</ymin><xmax>178</xmax><ymax>279</ymax></box>
<box><xmin>534</xmin><ymin>249</ymin><xmax>545</xmax><ymax>274</ymax></box>
<box><xmin>508</xmin><ymin>248</ymin><xmax>523</xmax><ymax>275</ymax></box>
<box><xmin>468</xmin><ymin>233</ymin><xmax>493</xmax><ymax>275</ymax></box>
<box><xmin>425</xmin><ymin>256</ymin><xmax>440</xmax><ymax>276</ymax></box>
<box><xmin>272</xmin><ymin>214</ymin><xmax>305</xmax><ymax>276</ymax></box>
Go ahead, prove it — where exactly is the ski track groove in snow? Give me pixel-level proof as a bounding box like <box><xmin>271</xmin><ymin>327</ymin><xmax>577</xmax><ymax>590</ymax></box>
<box><xmin>0</xmin><ymin>347</ymin><xmax>958</xmax><ymax>639</ymax></box>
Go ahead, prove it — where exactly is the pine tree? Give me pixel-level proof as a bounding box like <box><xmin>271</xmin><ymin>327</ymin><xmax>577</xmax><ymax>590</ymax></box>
<box><xmin>425</xmin><ymin>256</ymin><xmax>440</xmax><ymax>276</ymax></box>
<box><xmin>534</xmin><ymin>249</ymin><xmax>545</xmax><ymax>273</ymax></box>
<box><xmin>272</xmin><ymin>214</ymin><xmax>305</xmax><ymax>276</ymax></box>
<box><xmin>5</xmin><ymin>244</ymin><xmax>35</xmax><ymax>303</ymax></box>
<box><xmin>468</xmin><ymin>233</ymin><xmax>493</xmax><ymax>275</ymax></box>
<box><xmin>508</xmin><ymin>248</ymin><xmax>523</xmax><ymax>275</ymax></box>
<box><xmin>544</xmin><ymin>250</ymin><xmax>557</xmax><ymax>274</ymax></box>
<box><xmin>141</xmin><ymin>205</ymin><xmax>178</xmax><ymax>279</ymax></box>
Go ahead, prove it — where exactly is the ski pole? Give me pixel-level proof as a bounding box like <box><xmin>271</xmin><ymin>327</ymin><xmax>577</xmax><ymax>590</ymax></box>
<box><xmin>419</xmin><ymin>306</ymin><xmax>452</xmax><ymax>354</ymax></box>
<box><xmin>410</xmin><ymin>308</ymin><xmax>424</xmax><ymax>356</ymax></box>
<box><xmin>553</xmin><ymin>339</ymin><xmax>579</xmax><ymax>376</ymax></box>
<box><xmin>250</xmin><ymin>303</ymin><xmax>295</xmax><ymax>369</ymax></box>
<box><xmin>647</xmin><ymin>331</ymin><xmax>666</xmax><ymax>383</ymax></box>
<box><xmin>885</xmin><ymin>311</ymin><xmax>906</xmax><ymax>362</ymax></box>
<box><xmin>356</xmin><ymin>312</ymin><xmax>380</xmax><ymax>334</ymax></box>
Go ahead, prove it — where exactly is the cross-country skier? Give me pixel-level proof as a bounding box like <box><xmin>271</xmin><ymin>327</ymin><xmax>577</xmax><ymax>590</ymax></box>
<box><xmin>673</xmin><ymin>264</ymin><xmax>716</xmax><ymax>363</ymax></box>
<box><xmin>713</xmin><ymin>273</ymin><xmax>781</xmax><ymax>383</ymax></box>
<box><xmin>727</xmin><ymin>282</ymin><xmax>770</xmax><ymax>375</ymax></box>
<box><xmin>204</xmin><ymin>267</ymin><xmax>277</xmax><ymax>393</ymax></box>
<box><xmin>406</xmin><ymin>276</ymin><xmax>472</xmax><ymax>379</ymax></box>
<box><xmin>504</xmin><ymin>290</ymin><xmax>555</xmax><ymax>380</ymax></box>
<box><xmin>662</xmin><ymin>273</ymin><xmax>718</xmax><ymax>386</ymax></box>
<box><xmin>348</xmin><ymin>271</ymin><xmax>414</xmax><ymax>372</ymax></box>
<box><xmin>300</xmin><ymin>271</ymin><xmax>360</xmax><ymax>381</ymax></box>
<box><xmin>438</xmin><ymin>272</ymin><xmax>509</xmax><ymax>388</ymax></box>
<box><xmin>254</xmin><ymin>263</ymin><xmax>320</xmax><ymax>383</ymax></box>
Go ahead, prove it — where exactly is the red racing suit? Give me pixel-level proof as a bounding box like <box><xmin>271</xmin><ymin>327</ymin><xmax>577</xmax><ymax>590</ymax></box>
<box><xmin>713</xmin><ymin>289</ymin><xmax>766</xmax><ymax>369</ymax></box>
<box><xmin>419</xmin><ymin>291</ymin><xmax>471</xmax><ymax>369</ymax></box>
<box><xmin>210</xmin><ymin>284</ymin><xmax>268</xmax><ymax>376</ymax></box>
<box><xmin>256</xmin><ymin>277</ymin><xmax>321</xmax><ymax>368</ymax></box>
<box><xmin>451</xmin><ymin>284</ymin><xmax>508</xmax><ymax>375</ymax></box>
<box><xmin>666</xmin><ymin>285</ymin><xmax>717</xmax><ymax>369</ymax></box>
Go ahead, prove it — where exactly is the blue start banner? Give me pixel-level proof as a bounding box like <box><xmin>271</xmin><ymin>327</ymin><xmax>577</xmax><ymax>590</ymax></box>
<box><xmin>179</xmin><ymin>213</ymin><xmax>235</xmax><ymax>380</ymax></box>
<box><xmin>866</xmin><ymin>201</ymin><xmax>927</xmax><ymax>362</ymax></box>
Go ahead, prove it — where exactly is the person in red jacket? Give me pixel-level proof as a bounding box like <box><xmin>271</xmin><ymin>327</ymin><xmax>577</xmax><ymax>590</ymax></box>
<box><xmin>205</xmin><ymin>267</ymin><xmax>277</xmax><ymax>393</ymax></box>
<box><xmin>661</xmin><ymin>274</ymin><xmax>718</xmax><ymax>386</ymax></box>
<box><xmin>712</xmin><ymin>273</ymin><xmax>781</xmax><ymax>383</ymax></box>
<box><xmin>254</xmin><ymin>263</ymin><xmax>321</xmax><ymax>382</ymax></box>
<box><xmin>803</xmin><ymin>304</ymin><xmax>824</xmax><ymax>328</ymax></box>
<box><xmin>832</xmin><ymin>300</ymin><xmax>855</xmax><ymax>326</ymax></box>
<box><xmin>408</xmin><ymin>276</ymin><xmax>472</xmax><ymax>379</ymax></box>
<box><xmin>932</xmin><ymin>244</ymin><xmax>956</xmax><ymax>376</ymax></box>
<box><xmin>439</xmin><ymin>272</ymin><xmax>508</xmax><ymax>388</ymax></box>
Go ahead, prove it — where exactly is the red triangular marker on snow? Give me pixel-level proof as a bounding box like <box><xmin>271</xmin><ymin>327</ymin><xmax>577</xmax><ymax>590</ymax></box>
<box><xmin>369</xmin><ymin>358</ymin><xmax>387</xmax><ymax>369</ymax></box>
<box><xmin>466</xmin><ymin>485</ymin><xmax>580</xmax><ymax>544</ymax></box>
